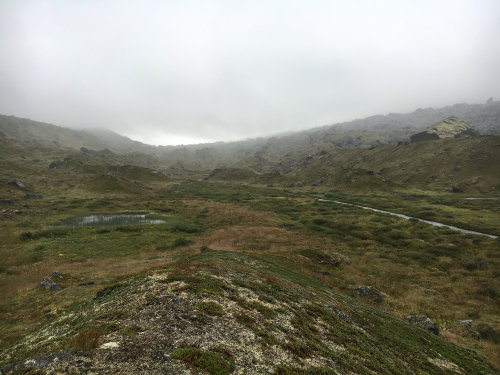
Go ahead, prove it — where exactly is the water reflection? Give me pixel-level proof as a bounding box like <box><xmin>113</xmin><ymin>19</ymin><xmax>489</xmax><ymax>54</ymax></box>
<box><xmin>60</xmin><ymin>214</ymin><xmax>165</xmax><ymax>227</ymax></box>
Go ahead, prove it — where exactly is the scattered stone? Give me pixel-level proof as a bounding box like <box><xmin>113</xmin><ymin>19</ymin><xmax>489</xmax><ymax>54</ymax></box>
<box><xmin>327</xmin><ymin>305</ymin><xmax>350</xmax><ymax>320</ymax></box>
<box><xmin>355</xmin><ymin>286</ymin><xmax>383</xmax><ymax>303</ymax></box>
<box><xmin>1</xmin><ymin>352</ymin><xmax>74</xmax><ymax>373</ymax></box>
<box><xmin>25</xmin><ymin>194</ymin><xmax>43</xmax><ymax>199</ymax></box>
<box><xmin>427</xmin><ymin>357</ymin><xmax>462</xmax><ymax>373</ymax></box>
<box><xmin>426</xmin><ymin>176</ymin><xmax>437</xmax><ymax>183</ymax></box>
<box><xmin>407</xmin><ymin>315</ymin><xmax>439</xmax><ymax>335</ymax></box>
<box><xmin>6</xmin><ymin>179</ymin><xmax>26</xmax><ymax>189</ymax></box>
<box><xmin>36</xmin><ymin>276</ymin><xmax>61</xmax><ymax>291</ymax></box>
<box><xmin>45</xmin><ymin>312</ymin><xmax>56</xmax><ymax>320</ymax></box>
<box><xmin>95</xmin><ymin>284</ymin><xmax>120</xmax><ymax>299</ymax></box>
<box><xmin>52</xmin><ymin>271</ymin><xmax>63</xmax><ymax>279</ymax></box>
<box><xmin>99</xmin><ymin>342</ymin><xmax>120</xmax><ymax>349</ymax></box>
<box><xmin>49</xmin><ymin>160</ymin><xmax>64</xmax><ymax>169</ymax></box>
<box><xmin>458</xmin><ymin>320</ymin><xmax>473</xmax><ymax>326</ymax></box>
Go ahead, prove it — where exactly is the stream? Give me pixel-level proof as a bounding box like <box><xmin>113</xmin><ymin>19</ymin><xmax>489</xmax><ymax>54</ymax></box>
<box><xmin>317</xmin><ymin>199</ymin><xmax>498</xmax><ymax>239</ymax></box>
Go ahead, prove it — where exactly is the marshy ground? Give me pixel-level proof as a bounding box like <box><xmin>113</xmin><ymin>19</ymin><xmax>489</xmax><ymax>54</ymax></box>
<box><xmin>0</xmin><ymin>172</ymin><xmax>499</xmax><ymax>373</ymax></box>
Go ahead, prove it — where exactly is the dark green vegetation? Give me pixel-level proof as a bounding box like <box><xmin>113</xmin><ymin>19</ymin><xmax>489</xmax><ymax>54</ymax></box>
<box><xmin>170</xmin><ymin>347</ymin><xmax>235</xmax><ymax>375</ymax></box>
<box><xmin>0</xmin><ymin>111</ymin><xmax>499</xmax><ymax>373</ymax></box>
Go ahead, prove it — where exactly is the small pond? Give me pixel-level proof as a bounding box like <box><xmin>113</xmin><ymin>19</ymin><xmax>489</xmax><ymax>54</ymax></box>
<box><xmin>60</xmin><ymin>214</ymin><xmax>165</xmax><ymax>227</ymax></box>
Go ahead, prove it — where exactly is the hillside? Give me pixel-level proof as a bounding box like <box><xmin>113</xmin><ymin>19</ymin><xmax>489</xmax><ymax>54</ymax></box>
<box><xmin>2</xmin><ymin>100</ymin><xmax>500</xmax><ymax>171</ymax></box>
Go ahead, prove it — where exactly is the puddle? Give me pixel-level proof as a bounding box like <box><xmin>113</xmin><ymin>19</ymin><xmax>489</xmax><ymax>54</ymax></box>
<box><xmin>60</xmin><ymin>214</ymin><xmax>165</xmax><ymax>227</ymax></box>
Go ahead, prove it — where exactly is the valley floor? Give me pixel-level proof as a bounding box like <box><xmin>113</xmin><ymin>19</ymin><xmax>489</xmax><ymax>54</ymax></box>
<box><xmin>0</xmin><ymin>175</ymin><xmax>499</xmax><ymax>373</ymax></box>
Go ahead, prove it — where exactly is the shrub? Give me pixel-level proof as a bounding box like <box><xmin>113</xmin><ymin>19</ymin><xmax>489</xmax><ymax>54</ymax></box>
<box><xmin>172</xmin><ymin>238</ymin><xmax>193</xmax><ymax>247</ymax></box>
<box><xmin>19</xmin><ymin>231</ymin><xmax>33</xmax><ymax>240</ymax></box>
<box><xmin>197</xmin><ymin>301</ymin><xmax>225</xmax><ymax>316</ymax></box>
<box><xmin>171</xmin><ymin>223</ymin><xmax>201</xmax><ymax>233</ymax></box>
<box><xmin>67</xmin><ymin>328</ymin><xmax>101</xmax><ymax>351</ymax></box>
<box><xmin>170</xmin><ymin>347</ymin><xmax>234</xmax><ymax>375</ymax></box>
<box><xmin>477</xmin><ymin>284</ymin><xmax>498</xmax><ymax>299</ymax></box>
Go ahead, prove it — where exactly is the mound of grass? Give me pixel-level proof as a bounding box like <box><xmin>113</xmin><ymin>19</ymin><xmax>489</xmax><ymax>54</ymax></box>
<box><xmin>171</xmin><ymin>347</ymin><xmax>234</xmax><ymax>375</ymax></box>
<box><xmin>197</xmin><ymin>302</ymin><xmax>225</xmax><ymax>316</ymax></box>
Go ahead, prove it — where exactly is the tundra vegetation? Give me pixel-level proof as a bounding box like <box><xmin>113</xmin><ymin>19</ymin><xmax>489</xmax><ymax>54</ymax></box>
<box><xmin>0</xmin><ymin>115</ymin><xmax>499</xmax><ymax>373</ymax></box>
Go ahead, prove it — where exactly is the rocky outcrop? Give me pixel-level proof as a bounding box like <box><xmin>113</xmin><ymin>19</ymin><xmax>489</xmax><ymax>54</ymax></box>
<box><xmin>410</xmin><ymin>116</ymin><xmax>478</xmax><ymax>142</ymax></box>
<box><xmin>355</xmin><ymin>286</ymin><xmax>383</xmax><ymax>303</ymax></box>
<box><xmin>407</xmin><ymin>315</ymin><xmax>439</xmax><ymax>335</ymax></box>
<box><xmin>36</xmin><ymin>276</ymin><xmax>61</xmax><ymax>291</ymax></box>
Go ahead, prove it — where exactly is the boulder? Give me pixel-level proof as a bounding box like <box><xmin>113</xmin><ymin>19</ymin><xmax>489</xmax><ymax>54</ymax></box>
<box><xmin>407</xmin><ymin>315</ymin><xmax>439</xmax><ymax>335</ymax></box>
<box><xmin>49</xmin><ymin>160</ymin><xmax>64</xmax><ymax>169</ymax></box>
<box><xmin>36</xmin><ymin>276</ymin><xmax>61</xmax><ymax>291</ymax></box>
<box><xmin>355</xmin><ymin>286</ymin><xmax>383</xmax><ymax>303</ymax></box>
<box><xmin>312</xmin><ymin>178</ymin><xmax>324</xmax><ymax>186</ymax></box>
<box><xmin>7</xmin><ymin>180</ymin><xmax>26</xmax><ymax>189</ymax></box>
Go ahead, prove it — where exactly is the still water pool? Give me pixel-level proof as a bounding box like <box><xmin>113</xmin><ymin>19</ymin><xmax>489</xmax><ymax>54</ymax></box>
<box><xmin>60</xmin><ymin>214</ymin><xmax>165</xmax><ymax>227</ymax></box>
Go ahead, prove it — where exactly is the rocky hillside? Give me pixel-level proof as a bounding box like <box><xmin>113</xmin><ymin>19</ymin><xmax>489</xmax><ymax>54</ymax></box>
<box><xmin>224</xmin><ymin>136</ymin><xmax>500</xmax><ymax>193</ymax></box>
<box><xmin>2</xmin><ymin>250</ymin><xmax>497</xmax><ymax>374</ymax></box>
<box><xmin>410</xmin><ymin>116</ymin><xmax>478</xmax><ymax>142</ymax></box>
<box><xmin>2</xmin><ymin>100</ymin><xmax>500</xmax><ymax>171</ymax></box>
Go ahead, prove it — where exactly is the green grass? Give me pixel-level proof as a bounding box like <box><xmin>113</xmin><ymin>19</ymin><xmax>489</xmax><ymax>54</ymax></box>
<box><xmin>170</xmin><ymin>347</ymin><xmax>234</xmax><ymax>375</ymax></box>
<box><xmin>0</xmin><ymin>170</ymin><xmax>499</xmax><ymax>371</ymax></box>
<box><xmin>197</xmin><ymin>301</ymin><xmax>226</xmax><ymax>316</ymax></box>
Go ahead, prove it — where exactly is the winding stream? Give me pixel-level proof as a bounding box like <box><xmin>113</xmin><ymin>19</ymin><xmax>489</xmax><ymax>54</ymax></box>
<box><xmin>317</xmin><ymin>199</ymin><xmax>498</xmax><ymax>239</ymax></box>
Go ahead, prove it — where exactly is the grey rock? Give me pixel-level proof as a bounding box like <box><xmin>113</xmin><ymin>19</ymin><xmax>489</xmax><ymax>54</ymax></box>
<box><xmin>458</xmin><ymin>320</ymin><xmax>473</xmax><ymax>326</ymax></box>
<box><xmin>410</xmin><ymin>116</ymin><xmax>478</xmax><ymax>143</ymax></box>
<box><xmin>36</xmin><ymin>276</ymin><xmax>61</xmax><ymax>291</ymax></box>
<box><xmin>355</xmin><ymin>286</ymin><xmax>383</xmax><ymax>303</ymax></box>
<box><xmin>49</xmin><ymin>160</ymin><xmax>64</xmax><ymax>169</ymax></box>
<box><xmin>2</xmin><ymin>351</ymin><xmax>74</xmax><ymax>373</ymax></box>
<box><xmin>327</xmin><ymin>305</ymin><xmax>350</xmax><ymax>320</ymax></box>
<box><xmin>7</xmin><ymin>179</ymin><xmax>26</xmax><ymax>189</ymax></box>
<box><xmin>52</xmin><ymin>271</ymin><xmax>63</xmax><ymax>279</ymax></box>
<box><xmin>312</xmin><ymin>178</ymin><xmax>324</xmax><ymax>186</ymax></box>
<box><xmin>426</xmin><ymin>176</ymin><xmax>437</xmax><ymax>183</ymax></box>
<box><xmin>25</xmin><ymin>194</ymin><xmax>43</xmax><ymax>199</ymax></box>
<box><xmin>407</xmin><ymin>315</ymin><xmax>439</xmax><ymax>335</ymax></box>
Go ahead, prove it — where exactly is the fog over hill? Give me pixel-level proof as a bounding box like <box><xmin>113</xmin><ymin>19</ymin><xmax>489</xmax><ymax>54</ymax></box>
<box><xmin>1</xmin><ymin>100</ymin><xmax>499</xmax><ymax>170</ymax></box>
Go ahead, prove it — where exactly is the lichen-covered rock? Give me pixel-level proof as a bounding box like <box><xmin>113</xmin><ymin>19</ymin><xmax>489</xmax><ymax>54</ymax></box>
<box><xmin>36</xmin><ymin>276</ymin><xmax>61</xmax><ymax>291</ymax></box>
<box><xmin>410</xmin><ymin>116</ymin><xmax>478</xmax><ymax>142</ymax></box>
<box><xmin>407</xmin><ymin>315</ymin><xmax>439</xmax><ymax>335</ymax></box>
<box><xmin>355</xmin><ymin>286</ymin><xmax>383</xmax><ymax>303</ymax></box>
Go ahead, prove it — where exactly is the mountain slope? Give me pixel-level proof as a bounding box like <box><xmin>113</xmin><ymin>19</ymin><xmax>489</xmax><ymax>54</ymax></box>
<box><xmin>2</xmin><ymin>100</ymin><xmax>500</xmax><ymax>171</ymax></box>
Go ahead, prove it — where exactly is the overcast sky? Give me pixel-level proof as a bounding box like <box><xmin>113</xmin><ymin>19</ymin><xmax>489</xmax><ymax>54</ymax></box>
<box><xmin>1</xmin><ymin>1</ymin><xmax>499</xmax><ymax>145</ymax></box>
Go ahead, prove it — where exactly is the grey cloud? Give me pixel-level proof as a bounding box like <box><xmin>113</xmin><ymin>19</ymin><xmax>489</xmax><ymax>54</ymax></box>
<box><xmin>1</xmin><ymin>0</ymin><xmax>499</xmax><ymax>145</ymax></box>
